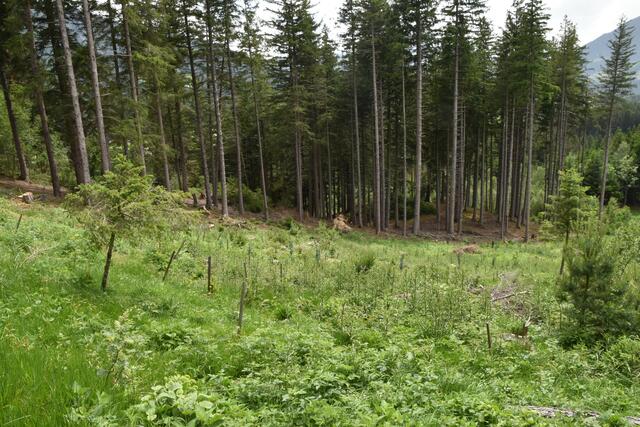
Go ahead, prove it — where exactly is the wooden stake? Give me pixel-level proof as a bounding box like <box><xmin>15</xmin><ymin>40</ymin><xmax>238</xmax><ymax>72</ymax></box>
<box><xmin>207</xmin><ymin>255</ymin><xmax>213</xmax><ymax>294</ymax></box>
<box><xmin>15</xmin><ymin>214</ymin><xmax>23</xmax><ymax>231</ymax></box>
<box><xmin>101</xmin><ymin>232</ymin><xmax>116</xmax><ymax>292</ymax></box>
<box><xmin>162</xmin><ymin>240</ymin><xmax>186</xmax><ymax>282</ymax></box>
<box><xmin>485</xmin><ymin>322</ymin><xmax>492</xmax><ymax>350</ymax></box>
<box><xmin>163</xmin><ymin>251</ymin><xmax>176</xmax><ymax>282</ymax></box>
<box><xmin>237</xmin><ymin>262</ymin><xmax>248</xmax><ymax>335</ymax></box>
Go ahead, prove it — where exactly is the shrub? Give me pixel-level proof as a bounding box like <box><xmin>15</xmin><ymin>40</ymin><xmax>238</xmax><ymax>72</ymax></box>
<box><xmin>354</xmin><ymin>253</ymin><xmax>376</xmax><ymax>274</ymax></box>
<box><xmin>65</xmin><ymin>156</ymin><xmax>188</xmax><ymax>291</ymax></box>
<box><xmin>227</xmin><ymin>177</ymin><xmax>266</xmax><ymax>213</ymax></box>
<box><xmin>603</xmin><ymin>336</ymin><xmax>640</xmax><ymax>382</ymax></box>
<box><xmin>540</xmin><ymin>169</ymin><xmax>596</xmax><ymax>272</ymax></box>
<box><xmin>558</xmin><ymin>221</ymin><xmax>639</xmax><ymax>345</ymax></box>
<box><xmin>128</xmin><ymin>375</ymin><xmax>225</xmax><ymax>425</ymax></box>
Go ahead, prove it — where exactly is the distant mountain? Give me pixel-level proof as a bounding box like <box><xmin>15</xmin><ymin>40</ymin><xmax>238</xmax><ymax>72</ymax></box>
<box><xmin>584</xmin><ymin>16</ymin><xmax>640</xmax><ymax>94</ymax></box>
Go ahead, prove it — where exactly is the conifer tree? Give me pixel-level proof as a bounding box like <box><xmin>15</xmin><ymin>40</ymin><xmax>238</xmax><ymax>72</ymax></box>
<box><xmin>56</xmin><ymin>0</ymin><xmax>91</xmax><ymax>184</ymax></box>
<box><xmin>24</xmin><ymin>0</ymin><xmax>61</xmax><ymax>195</ymax></box>
<box><xmin>598</xmin><ymin>17</ymin><xmax>636</xmax><ymax>216</ymax></box>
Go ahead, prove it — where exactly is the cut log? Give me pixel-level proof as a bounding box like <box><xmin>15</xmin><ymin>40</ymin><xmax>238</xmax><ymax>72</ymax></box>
<box><xmin>333</xmin><ymin>214</ymin><xmax>352</xmax><ymax>233</ymax></box>
<box><xmin>20</xmin><ymin>192</ymin><xmax>34</xmax><ymax>204</ymax></box>
<box><xmin>453</xmin><ymin>244</ymin><xmax>480</xmax><ymax>255</ymax></box>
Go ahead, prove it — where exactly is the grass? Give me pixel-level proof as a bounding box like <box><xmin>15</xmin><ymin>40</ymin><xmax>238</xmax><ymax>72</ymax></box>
<box><xmin>0</xmin><ymin>195</ymin><xmax>638</xmax><ymax>426</ymax></box>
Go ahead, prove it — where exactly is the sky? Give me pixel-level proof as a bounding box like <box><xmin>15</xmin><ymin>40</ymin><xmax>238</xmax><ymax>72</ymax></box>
<box><xmin>308</xmin><ymin>0</ymin><xmax>640</xmax><ymax>45</ymax></box>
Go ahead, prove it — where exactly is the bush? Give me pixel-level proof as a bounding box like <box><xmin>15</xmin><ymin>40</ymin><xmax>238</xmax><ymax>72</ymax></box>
<box><xmin>354</xmin><ymin>252</ymin><xmax>376</xmax><ymax>274</ymax></box>
<box><xmin>558</xmin><ymin>221</ymin><xmax>639</xmax><ymax>345</ymax></box>
<box><xmin>603</xmin><ymin>336</ymin><xmax>640</xmax><ymax>382</ymax></box>
<box><xmin>128</xmin><ymin>375</ymin><xmax>226</xmax><ymax>425</ymax></box>
<box><xmin>226</xmin><ymin>177</ymin><xmax>266</xmax><ymax>213</ymax></box>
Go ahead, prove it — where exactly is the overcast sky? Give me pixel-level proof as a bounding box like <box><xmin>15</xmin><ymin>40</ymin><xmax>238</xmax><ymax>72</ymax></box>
<box><xmin>309</xmin><ymin>0</ymin><xmax>640</xmax><ymax>45</ymax></box>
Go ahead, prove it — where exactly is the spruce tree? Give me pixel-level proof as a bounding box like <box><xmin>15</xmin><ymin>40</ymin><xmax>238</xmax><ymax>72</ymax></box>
<box><xmin>598</xmin><ymin>17</ymin><xmax>636</xmax><ymax>216</ymax></box>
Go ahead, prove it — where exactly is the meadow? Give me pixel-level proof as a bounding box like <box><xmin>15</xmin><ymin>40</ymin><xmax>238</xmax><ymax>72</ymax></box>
<box><xmin>1</xmin><ymin>193</ymin><xmax>639</xmax><ymax>426</ymax></box>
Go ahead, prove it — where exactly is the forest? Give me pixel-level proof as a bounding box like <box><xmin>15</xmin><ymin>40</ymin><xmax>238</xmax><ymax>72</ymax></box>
<box><xmin>1</xmin><ymin>0</ymin><xmax>640</xmax><ymax>425</ymax></box>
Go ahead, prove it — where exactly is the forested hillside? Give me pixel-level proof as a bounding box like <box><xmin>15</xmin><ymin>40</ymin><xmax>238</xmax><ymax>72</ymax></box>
<box><xmin>1</xmin><ymin>0</ymin><xmax>638</xmax><ymax>229</ymax></box>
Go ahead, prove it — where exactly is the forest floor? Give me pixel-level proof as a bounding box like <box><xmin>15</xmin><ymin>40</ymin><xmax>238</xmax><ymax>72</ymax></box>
<box><xmin>0</xmin><ymin>176</ymin><xmax>531</xmax><ymax>243</ymax></box>
<box><xmin>1</xmin><ymin>192</ymin><xmax>639</xmax><ymax>426</ymax></box>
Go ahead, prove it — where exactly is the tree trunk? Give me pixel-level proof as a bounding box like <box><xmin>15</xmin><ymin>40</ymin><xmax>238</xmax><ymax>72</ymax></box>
<box><xmin>56</xmin><ymin>0</ymin><xmax>90</xmax><ymax>184</ymax></box>
<box><xmin>183</xmin><ymin>2</ymin><xmax>212</xmax><ymax>210</ymax></box>
<box><xmin>246</xmin><ymin>28</ymin><xmax>269</xmax><ymax>221</ymax></box>
<box><xmin>0</xmin><ymin>62</ymin><xmax>29</xmax><ymax>182</ymax></box>
<box><xmin>101</xmin><ymin>232</ymin><xmax>116</xmax><ymax>292</ymax></box>
<box><xmin>25</xmin><ymin>0</ymin><xmax>61</xmax><ymax>196</ymax></box>
<box><xmin>121</xmin><ymin>0</ymin><xmax>146</xmax><ymax>172</ymax></box>
<box><xmin>174</xmin><ymin>96</ymin><xmax>189</xmax><ymax>192</ymax></box>
<box><xmin>210</xmin><ymin>52</ymin><xmax>229</xmax><ymax>216</ymax></box>
<box><xmin>371</xmin><ymin>25</ymin><xmax>381</xmax><ymax>234</ymax></box>
<box><xmin>524</xmin><ymin>84</ymin><xmax>535</xmax><ymax>242</ymax></box>
<box><xmin>413</xmin><ymin>11</ymin><xmax>423</xmax><ymax>235</ymax></box>
<box><xmin>82</xmin><ymin>0</ymin><xmax>110</xmax><ymax>174</ymax></box>
<box><xmin>223</xmin><ymin>14</ymin><xmax>245</xmax><ymax>214</ymax></box>
<box><xmin>599</xmin><ymin>97</ymin><xmax>616</xmax><ymax>217</ymax></box>
<box><xmin>106</xmin><ymin>0</ymin><xmax>126</xmax><ymax>156</ymax></box>
<box><xmin>352</xmin><ymin>45</ymin><xmax>363</xmax><ymax>228</ymax></box>
<box><xmin>154</xmin><ymin>74</ymin><xmax>171</xmax><ymax>190</ymax></box>
<box><xmin>448</xmin><ymin>12</ymin><xmax>459</xmax><ymax>236</ymax></box>
<box><xmin>401</xmin><ymin>61</ymin><xmax>408</xmax><ymax>236</ymax></box>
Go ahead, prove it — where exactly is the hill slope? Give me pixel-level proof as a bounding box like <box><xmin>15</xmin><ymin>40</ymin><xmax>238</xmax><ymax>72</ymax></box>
<box><xmin>1</xmin><ymin>195</ymin><xmax>639</xmax><ymax>425</ymax></box>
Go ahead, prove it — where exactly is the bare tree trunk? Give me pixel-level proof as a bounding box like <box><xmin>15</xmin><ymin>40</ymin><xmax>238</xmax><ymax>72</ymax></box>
<box><xmin>0</xmin><ymin>62</ymin><xmax>29</xmax><ymax>182</ymax></box>
<box><xmin>401</xmin><ymin>61</ymin><xmax>408</xmax><ymax>237</ymax></box>
<box><xmin>327</xmin><ymin>123</ymin><xmax>333</xmax><ymax>219</ymax></box>
<box><xmin>293</xmin><ymin>74</ymin><xmax>304</xmax><ymax>222</ymax></box>
<box><xmin>246</xmin><ymin>25</ymin><xmax>269</xmax><ymax>221</ymax></box>
<box><xmin>121</xmin><ymin>0</ymin><xmax>146</xmax><ymax>173</ymax></box>
<box><xmin>174</xmin><ymin>96</ymin><xmax>189</xmax><ymax>192</ymax></box>
<box><xmin>524</xmin><ymin>84</ymin><xmax>535</xmax><ymax>242</ymax></box>
<box><xmin>106</xmin><ymin>0</ymin><xmax>127</xmax><ymax>156</ymax></box>
<box><xmin>380</xmin><ymin>80</ymin><xmax>387</xmax><ymax>230</ymax></box>
<box><xmin>413</xmin><ymin>12</ymin><xmax>423</xmax><ymax>235</ymax></box>
<box><xmin>209</xmin><ymin>50</ymin><xmax>229</xmax><ymax>216</ymax></box>
<box><xmin>371</xmin><ymin>25</ymin><xmax>381</xmax><ymax>234</ymax></box>
<box><xmin>183</xmin><ymin>2</ymin><xmax>212</xmax><ymax>209</ymax></box>
<box><xmin>479</xmin><ymin>120</ymin><xmax>486</xmax><ymax>224</ymax></box>
<box><xmin>25</xmin><ymin>0</ymin><xmax>61</xmax><ymax>196</ymax></box>
<box><xmin>457</xmin><ymin>105</ymin><xmax>465</xmax><ymax>236</ymax></box>
<box><xmin>82</xmin><ymin>0</ymin><xmax>110</xmax><ymax>173</ymax></box>
<box><xmin>56</xmin><ymin>0</ymin><xmax>90</xmax><ymax>184</ymax></box>
<box><xmin>353</xmin><ymin>47</ymin><xmax>363</xmax><ymax>228</ymax></box>
<box><xmin>448</xmin><ymin>12</ymin><xmax>459</xmax><ymax>236</ymax></box>
<box><xmin>599</xmin><ymin>97</ymin><xmax>615</xmax><ymax>217</ymax></box>
<box><xmin>223</xmin><ymin>11</ymin><xmax>245</xmax><ymax>214</ymax></box>
<box><xmin>154</xmin><ymin>74</ymin><xmax>171</xmax><ymax>190</ymax></box>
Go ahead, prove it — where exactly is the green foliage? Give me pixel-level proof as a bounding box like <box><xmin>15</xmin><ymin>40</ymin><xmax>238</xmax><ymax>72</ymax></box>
<box><xmin>227</xmin><ymin>178</ymin><xmax>266</xmax><ymax>214</ymax></box>
<box><xmin>2</xmin><ymin>196</ymin><xmax>640</xmax><ymax>424</ymax></box>
<box><xmin>541</xmin><ymin>168</ymin><xmax>595</xmax><ymax>240</ymax></box>
<box><xmin>558</xmin><ymin>221</ymin><xmax>639</xmax><ymax>345</ymax></box>
<box><xmin>603</xmin><ymin>337</ymin><xmax>640</xmax><ymax>383</ymax></box>
<box><xmin>65</xmin><ymin>156</ymin><xmax>188</xmax><ymax>246</ymax></box>
<box><xmin>353</xmin><ymin>252</ymin><xmax>376</xmax><ymax>274</ymax></box>
<box><xmin>129</xmin><ymin>376</ymin><xmax>226</xmax><ymax>425</ymax></box>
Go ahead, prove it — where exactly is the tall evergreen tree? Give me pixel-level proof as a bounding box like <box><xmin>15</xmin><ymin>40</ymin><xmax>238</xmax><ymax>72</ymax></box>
<box><xmin>598</xmin><ymin>17</ymin><xmax>636</xmax><ymax>216</ymax></box>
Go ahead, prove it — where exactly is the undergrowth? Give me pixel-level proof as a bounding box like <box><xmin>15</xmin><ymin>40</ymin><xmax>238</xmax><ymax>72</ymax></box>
<box><xmin>0</xmin><ymin>196</ymin><xmax>638</xmax><ymax>426</ymax></box>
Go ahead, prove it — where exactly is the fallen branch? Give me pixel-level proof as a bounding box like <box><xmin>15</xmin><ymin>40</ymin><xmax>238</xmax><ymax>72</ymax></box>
<box><xmin>526</xmin><ymin>406</ymin><xmax>640</xmax><ymax>425</ymax></box>
<box><xmin>492</xmin><ymin>290</ymin><xmax>529</xmax><ymax>303</ymax></box>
